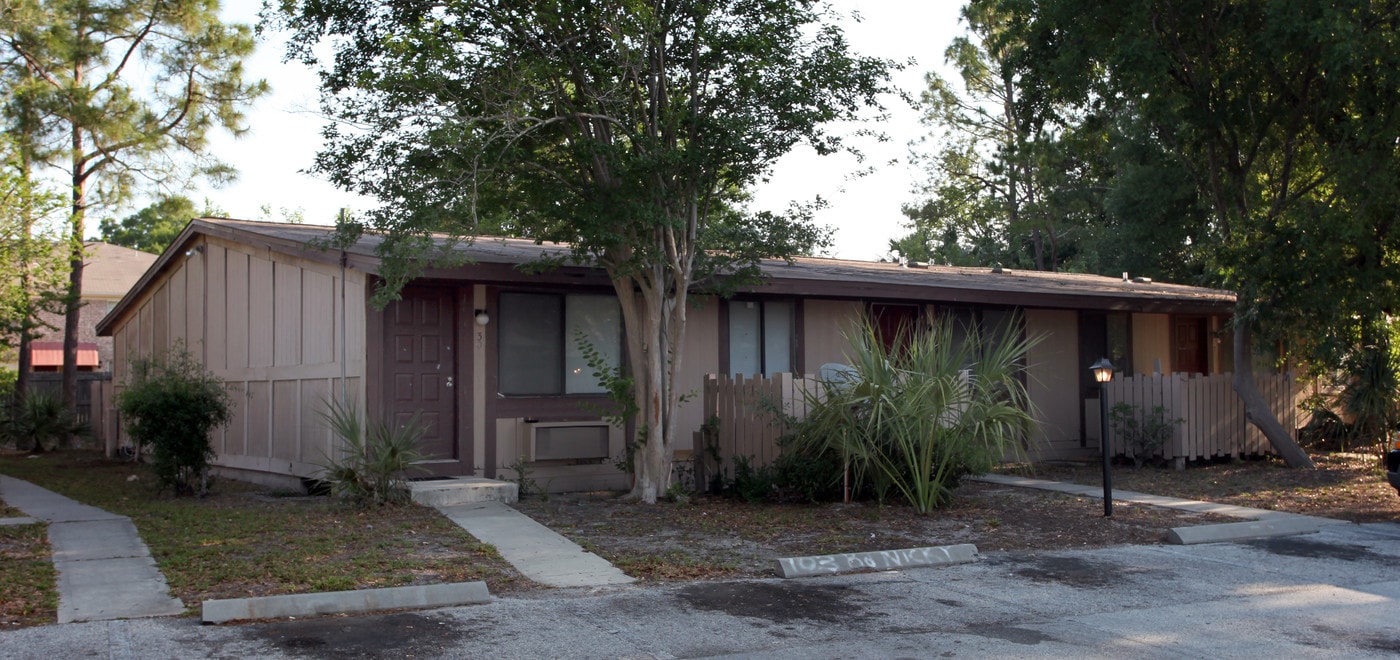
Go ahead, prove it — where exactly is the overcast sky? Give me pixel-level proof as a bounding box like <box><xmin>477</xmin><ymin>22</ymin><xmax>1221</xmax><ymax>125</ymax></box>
<box><xmin>194</xmin><ymin>1</ymin><xmax>966</xmax><ymax>262</ymax></box>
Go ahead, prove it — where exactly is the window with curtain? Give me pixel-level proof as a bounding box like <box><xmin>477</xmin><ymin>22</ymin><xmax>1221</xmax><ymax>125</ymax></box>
<box><xmin>728</xmin><ymin>300</ymin><xmax>793</xmax><ymax>376</ymax></box>
<box><xmin>498</xmin><ymin>292</ymin><xmax>622</xmax><ymax>395</ymax></box>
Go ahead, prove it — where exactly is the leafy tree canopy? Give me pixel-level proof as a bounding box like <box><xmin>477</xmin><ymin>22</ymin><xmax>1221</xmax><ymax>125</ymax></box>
<box><xmin>98</xmin><ymin>195</ymin><xmax>222</xmax><ymax>254</ymax></box>
<box><xmin>985</xmin><ymin>0</ymin><xmax>1400</xmax><ymax>464</ymax></box>
<box><xmin>2</xmin><ymin>0</ymin><xmax>268</xmax><ymax>408</ymax></box>
<box><xmin>273</xmin><ymin>0</ymin><xmax>896</xmax><ymax>501</ymax></box>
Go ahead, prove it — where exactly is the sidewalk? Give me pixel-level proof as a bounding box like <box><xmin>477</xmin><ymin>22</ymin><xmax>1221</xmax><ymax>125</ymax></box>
<box><xmin>970</xmin><ymin>473</ymin><xmax>1352</xmax><ymax>543</ymax></box>
<box><xmin>0</xmin><ymin>475</ymin><xmax>185</xmax><ymax>623</ymax></box>
<box><xmin>434</xmin><ymin>500</ymin><xmax>635</xmax><ymax>588</ymax></box>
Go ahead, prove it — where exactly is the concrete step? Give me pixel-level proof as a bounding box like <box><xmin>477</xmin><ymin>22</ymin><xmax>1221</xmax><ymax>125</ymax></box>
<box><xmin>408</xmin><ymin>477</ymin><xmax>518</xmax><ymax>506</ymax></box>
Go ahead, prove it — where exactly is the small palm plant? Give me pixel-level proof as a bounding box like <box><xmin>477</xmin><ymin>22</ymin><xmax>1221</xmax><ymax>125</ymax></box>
<box><xmin>317</xmin><ymin>399</ymin><xmax>427</xmax><ymax>506</ymax></box>
<box><xmin>0</xmin><ymin>390</ymin><xmax>89</xmax><ymax>452</ymax></box>
<box><xmin>783</xmin><ymin>315</ymin><xmax>1039</xmax><ymax>513</ymax></box>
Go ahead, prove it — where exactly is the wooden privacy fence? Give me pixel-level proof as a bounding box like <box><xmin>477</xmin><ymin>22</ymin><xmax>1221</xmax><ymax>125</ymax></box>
<box><xmin>698</xmin><ymin>373</ymin><xmax>819</xmax><ymax>480</ymax></box>
<box><xmin>27</xmin><ymin>372</ymin><xmax>115</xmax><ymax>448</ymax></box>
<box><xmin>1104</xmin><ymin>372</ymin><xmax>1296</xmax><ymax>462</ymax></box>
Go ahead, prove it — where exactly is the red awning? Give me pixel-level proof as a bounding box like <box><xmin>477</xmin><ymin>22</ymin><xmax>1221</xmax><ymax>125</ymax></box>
<box><xmin>29</xmin><ymin>341</ymin><xmax>99</xmax><ymax>368</ymax></box>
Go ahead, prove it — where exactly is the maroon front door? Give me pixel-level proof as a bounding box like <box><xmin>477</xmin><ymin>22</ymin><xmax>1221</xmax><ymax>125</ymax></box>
<box><xmin>385</xmin><ymin>287</ymin><xmax>457</xmax><ymax>460</ymax></box>
<box><xmin>1174</xmin><ymin>316</ymin><xmax>1209</xmax><ymax>376</ymax></box>
<box><xmin>870</xmin><ymin>303</ymin><xmax>919</xmax><ymax>354</ymax></box>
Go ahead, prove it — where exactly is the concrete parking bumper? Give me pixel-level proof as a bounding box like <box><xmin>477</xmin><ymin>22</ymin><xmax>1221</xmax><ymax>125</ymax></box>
<box><xmin>202</xmin><ymin>581</ymin><xmax>491</xmax><ymax>624</ymax></box>
<box><xmin>777</xmin><ymin>544</ymin><xmax>979</xmax><ymax>578</ymax></box>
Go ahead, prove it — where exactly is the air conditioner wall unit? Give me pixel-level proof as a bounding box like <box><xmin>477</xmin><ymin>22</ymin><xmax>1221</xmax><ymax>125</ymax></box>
<box><xmin>520</xmin><ymin>421</ymin><xmax>612</xmax><ymax>461</ymax></box>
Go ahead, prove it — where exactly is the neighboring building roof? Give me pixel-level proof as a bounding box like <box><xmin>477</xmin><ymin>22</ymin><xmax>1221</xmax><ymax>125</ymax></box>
<box><xmin>83</xmin><ymin>242</ymin><xmax>159</xmax><ymax>299</ymax></box>
<box><xmin>98</xmin><ymin>217</ymin><xmax>1235</xmax><ymax>335</ymax></box>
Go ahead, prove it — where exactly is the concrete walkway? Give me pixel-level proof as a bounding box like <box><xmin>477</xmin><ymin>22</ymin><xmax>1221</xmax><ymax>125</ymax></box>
<box><xmin>434</xmin><ymin>501</ymin><xmax>635</xmax><ymax>588</ymax></box>
<box><xmin>971</xmin><ymin>473</ymin><xmax>1352</xmax><ymax>544</ymax></box>
<box><xmin>0</xmin><ymin>474</ymin><xmax>185</xmax><ymax>623</ymax></box>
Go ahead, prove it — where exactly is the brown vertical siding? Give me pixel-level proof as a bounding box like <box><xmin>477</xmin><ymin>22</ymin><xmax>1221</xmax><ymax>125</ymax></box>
<box><xmin>169</xmin><ymin>264</ymin><xmax>186</xmax><ymax>346</ymax></box>
<box><xmin>151</xmin><ymin>283</ymin><xmax>169</xmax><ymax>355</ymax></box>
<box><xmin>271</xmin><ymin>380</ymin><xmax>299</xmax><ymax>461</ymax></box>
<box><xmin>274</xmin><ymin>262</ymin><xmax>303</xmax><ymax>367</ymax></box>
<box><xmin>226</xmin><ymin>250</ymin><xmax>250</xmax><ymax>369</ymax></box>
<box><xmin>246</xmin><ymin>381</ymin><xmax>272</xmax><ymax>458</ymax></box>
<box><xmin>248</xmin><ymin>257</ymin><xmax>274</xmax><ymax>368</ymax></box>
<box><xmin>186</xmin><ymin>248</ymin><xmax>205</xmax><ymax>360</ymax></box>
<box><xmin>206</xmin><ymin>245</ymin><xmax>228</xmax><ymax>370</ymax></box>
<box><xmin>302</xmin><ymin>270</ymin><xmax>334</xmax><ymax>365</ymax></box>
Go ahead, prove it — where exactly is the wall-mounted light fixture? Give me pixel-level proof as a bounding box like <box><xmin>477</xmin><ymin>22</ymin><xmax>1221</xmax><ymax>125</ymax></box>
<box><xmin>184</xmin><ymin>244</ymin><xmax>206</xmax><ymax>257</ymax></box>
<box><xmin>474</xmin><ymin>309</ymin><xmax>490</xmax><ymax>326</ymax></box>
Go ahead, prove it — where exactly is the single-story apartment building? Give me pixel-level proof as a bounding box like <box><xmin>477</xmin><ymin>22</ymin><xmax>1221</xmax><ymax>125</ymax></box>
<box><xmin>97</xmin><ymin>218</ymin><xmax>1236</xmax><ymax>491</ymax></box>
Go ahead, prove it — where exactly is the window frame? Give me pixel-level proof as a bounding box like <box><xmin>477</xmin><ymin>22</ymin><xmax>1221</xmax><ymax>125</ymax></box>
<box><xmin>723</xmin><ymin>298</ymin><xmax>798</xmax><ymax>377</ymax></box>
<box><xmin>496</xmin><ymin>290</ymin><xmax>623</xmax><ymax>397</ymax></box>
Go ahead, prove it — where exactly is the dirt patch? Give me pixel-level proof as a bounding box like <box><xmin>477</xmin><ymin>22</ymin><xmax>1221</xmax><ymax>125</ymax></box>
<box><xmin>1023</xmin><ymin>452</ymin><xmax>1400</xmax><ymax>523</ymax></box>
<box><xmin>514</xmin><ymin>480</ymin><xmax>1234</xmax><ymax>581</ymax></box>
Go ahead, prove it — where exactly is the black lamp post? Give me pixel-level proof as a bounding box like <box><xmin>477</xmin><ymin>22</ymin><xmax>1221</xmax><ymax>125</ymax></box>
<box><xmin>1090</xmin><ymin>357</ymin><xmax>1115</xmax><ymax>517</ymax></box>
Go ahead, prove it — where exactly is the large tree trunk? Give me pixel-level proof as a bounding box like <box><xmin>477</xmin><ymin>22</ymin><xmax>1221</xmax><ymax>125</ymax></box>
<box><xmin>1232</xmin><ymin>321</ymin><xmax>1315</xmax><ymax>468</ymax></box>
<box><xmin>626</xmin><ymin>278</ymin><xmax>670</xmax><ymax>504</ymax></box>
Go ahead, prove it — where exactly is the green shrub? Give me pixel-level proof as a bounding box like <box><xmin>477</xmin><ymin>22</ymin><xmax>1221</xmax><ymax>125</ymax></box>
<box><xmin>0</xmin><ymin>390</ymin><xmax>88</xmax><ymax>452</ymax></box>
<box><xmin>317</xmin><ymin>399</ymin><xmax>426</xmax><ymax>506</ymax></box>
<box><xmin>769</xmin><ymin>441</ymin><xmax>845</xmax><ymax>503</ymax></box>
<box><xmin>780</xmin><ymin>316</ymin><xmax>1039</xmax><ymax>513</ymax></box>
<box><xmin>727</xmin><ymin>455</ymin><xmax>774</xmax><ymax>503</ymax></box>
<box><xmin>1109</xmin><ymin>402</ymin><xmax>1181</xmax><ymax>467</ymax></box>
<box><xmin>0</xmin><ymin>366</ymin><xmax>15</xmax><ymax>401</ymax></box>
<box><xmin>116</xmin><ymin>346</ymin><xmax>231</xmax><ymax>496</ymax></box>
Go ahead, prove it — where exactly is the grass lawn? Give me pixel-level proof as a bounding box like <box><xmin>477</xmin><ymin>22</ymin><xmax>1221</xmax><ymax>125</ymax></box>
<box><xmin>0</xmin><ymin>450</ymin><xmax>531</xmax><ymax>626</ymax></box>
<box><xmin>0</xmin><ymin>521</ymin><xmax>55</xmax><ymax>628</ymax></box>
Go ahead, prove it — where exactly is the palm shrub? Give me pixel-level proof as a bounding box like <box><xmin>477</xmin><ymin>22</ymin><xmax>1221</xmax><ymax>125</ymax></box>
<box><xmin>0</xmin><ymin>390</ymin><xmax>89</xmax><ymax>452</ymax></box>
<box><xmin>317</xmin><ymin>399</ymin><xmax>426</xmax><ymax>506</ymax></box>
<box><xmin>781</xmin><ymin>316</ymin><xmax>1039</xmax><ymax>513</ymax></box>
<box><xmin>1339</xmin><ymin>333</ymin><xmax>1399</xmax><ymax>455</ymax></box>
<box><xmin>116</xmin><ymin>345</ymin><xmax>231</xmax><ymax>496</ymax></box>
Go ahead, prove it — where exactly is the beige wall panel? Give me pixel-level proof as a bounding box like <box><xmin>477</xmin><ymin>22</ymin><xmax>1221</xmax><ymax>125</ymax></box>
<box><xmin>138</xmin><ymin>300</ymin><xmax>153</xmax><ymax>357</ymax></box>
<box><xmin>215</xmin><ymin>454</ymin><xmax>322</xmax><ymax>481</ymax></box>
<box><xmin>344</xmin><ymin>274</ymin><xmax>367</xmax><ymax>366</ymax></box>
<box><xmin>168</xmin><ymin>262</ymin><xmax>187</xmax><ymax>347</ymax></box>
<box><xmin>673</xmin><ymin>299</ymin><xmax>719</xmax><ymax>452</ymax></box>
<box><xmin>274</xmin><ymin>262</ymin><xmax>303</xmax><ymax>367</ymax></box>
<box><xmin>152</xmin><ymin>282</ymin><xmax>169</xmax><ymax>355</ymax></box>
<box><xmin>1026</xmin><ymin>309</ymin><xmax>1080</xmax><ymax>449</ymax></box>
<box><xmin>248</xmin><ymin>257</ymin><xmax>275</xmax><ymax>368</ymax></box>
<box><xmin>1132</xmin><ymin>313</ymin><xmax>1171</xmax><ymax>376</ymax></box>
<box><xmin>112</xmin><ymin>326</ymin><xmax>126</xmax><ymax>383</ymax></box>
<box><xmin>271</xmin><ymin>379</ymin><xmax>300</xmax><ymax>461</ymax></box>
<box><xmin>246</xmin><ymin>381</ymin><xmax>271</xmax><ymax>458</ymax></box>
<box><xmin>804</xmin><ymin>299</ymin><xmax>863</xmax><ymax>368</ymax></box>
<box><xmin>185</xmin><ymin>251</ymin><xmax>205</xmax><ymax>359</ymax></box>
<box><xmin>222</xmin><ymin>382</ymin><xmax>248</xmax><ymax>456</ymax></box>
<box><xmin>226</xmin><ymin>250</ymin><xmax>250</xmax><ymax>370</ymax></box>
<box><xmin>301</xmin><ymin>269</ymin><xmax>335</xmax><ymax>365</ymax></box>
<box><xmin>124</xmin><ymin>310</ymin><xmax>140</xmax><ymax>366</ymax></box>
<box><xmin>496</xmin><ymin>418</ymin><xmax>521</xmax><ymax>466</ymax></box>
<box><xmin>298</xmin><ymin>379</ymin><xmax>330</xmax><ymax>464</ymax></box>
<box><xmin>206</xmin><ymin>245</ymin><xmax>228</xmax><ymax>371</ymax></box>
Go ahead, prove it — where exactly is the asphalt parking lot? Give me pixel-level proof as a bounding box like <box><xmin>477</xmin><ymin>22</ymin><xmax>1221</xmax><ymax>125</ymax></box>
<box><xmin>3</xmin><ymin>521</ymin><xmax>1398</xmax><ymax>659</ymax></box>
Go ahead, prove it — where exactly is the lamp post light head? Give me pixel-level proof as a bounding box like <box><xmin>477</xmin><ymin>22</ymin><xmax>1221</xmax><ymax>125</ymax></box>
<box><xmin>1090</xmin><ymin>357</ymin><xmax>1115</xmax><ymax>383</ymax></box>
